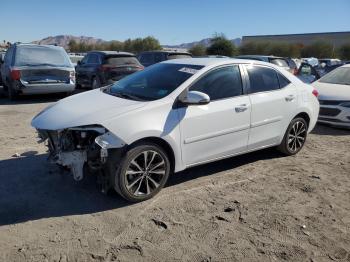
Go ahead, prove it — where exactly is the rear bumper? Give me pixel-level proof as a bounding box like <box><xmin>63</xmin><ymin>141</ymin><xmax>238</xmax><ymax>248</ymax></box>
<box><xmin>18</xmin><ymin>82</ymin><xmax>75</xmax><ymax>94</ymax></box>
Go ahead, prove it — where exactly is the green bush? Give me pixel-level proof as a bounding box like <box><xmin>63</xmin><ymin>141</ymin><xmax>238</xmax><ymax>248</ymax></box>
<box><xmin>189</xmin><ymin>44</ymin><xmax>207</xmax><ymax>56</ymax></box>
<box><xmin>301</xmin><ymin>41</ymin><xmax>334</xmax><ymax>58</ymax></box>
<box><xmin>338</xmin><ymin>43</ymin><xmax>350</xmax><ymax>60</ymax></box>
<box><xmin>207</xmin><ymin>34</ymin><xmax>237</xmax><ymax>57</ymax></box>
<box><xmin>239</xmin><ymin>42</ymin><xmax>300</xmax><ymax>57</ymax></box>
<box><xmin>68</xmin><ymin>36</ymin><xmax>162</xmax><ymax>53</ymax></box>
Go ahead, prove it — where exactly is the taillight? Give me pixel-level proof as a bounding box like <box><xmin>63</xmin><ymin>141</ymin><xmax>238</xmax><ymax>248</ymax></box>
<box><xmin>100</xmin><ymin>65</ymin><xmax>111</xmax><ymax>72</ymax></box>
<box><xmin>312</xmin><ymin>89</ymin><xmax>319</xmax><ymax>98</ymax></box>
<box><xmin>70</xmin><ymin>71</ymin><xmax>75</xmax><ymax>82</ymax></box>
<box><xmin>293</xmin><ymin>68</ymin><xmax>298</xmax><ymax>75</ymax></box>
<box><xmin>10</xmin><ymin>69</ymin><xmax>21</xmax><ymax>80</ymax></box>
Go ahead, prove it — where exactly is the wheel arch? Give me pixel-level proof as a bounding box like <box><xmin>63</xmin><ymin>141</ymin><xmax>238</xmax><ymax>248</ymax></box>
<box><xmin>127</xmin><ymin>136</ymin><xmax>176</xmax><ymax>173</ymax></box>
<box><xmin>293</xmin><ymin>112</ymin><xmax>310</xmax><ymax>126</ymax></box>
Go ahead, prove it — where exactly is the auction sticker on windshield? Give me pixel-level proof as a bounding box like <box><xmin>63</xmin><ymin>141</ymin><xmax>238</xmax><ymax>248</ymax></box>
<box><xmin>179</xmin><ymin>67</ymin><xmax>199</xmax><ymax>74</ymax></box>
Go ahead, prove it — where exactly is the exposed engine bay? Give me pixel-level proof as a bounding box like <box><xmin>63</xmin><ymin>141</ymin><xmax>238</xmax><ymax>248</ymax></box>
<box><xmin>36</xmin><ymin>125</ymin><xmax>122</xmax><ymax>183</ymax></box>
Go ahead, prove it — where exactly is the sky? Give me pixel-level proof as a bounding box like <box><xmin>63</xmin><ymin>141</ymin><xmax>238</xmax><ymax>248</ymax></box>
<box><xmin>1</xmin><ymin>0</ymin><xmax>350</xmax><ymax>45</ymax></box>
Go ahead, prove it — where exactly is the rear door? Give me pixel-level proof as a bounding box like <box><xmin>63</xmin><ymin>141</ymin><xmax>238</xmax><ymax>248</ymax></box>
<box><xmin>244</xmin><ymin>65</ymin><xmax>297</xmax><ymax>150</ymax></box>
<box><xmin>179</xmin><ymin>65</ymin><xmax>251</xmax><ymax>166</ymax></box>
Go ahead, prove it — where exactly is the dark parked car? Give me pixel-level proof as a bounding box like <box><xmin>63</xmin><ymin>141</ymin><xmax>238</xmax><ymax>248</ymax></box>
<box><xmin>0</xmin><ymin>51</ymin><xmax>5</xmax><ymax>85</ymax></box>
<box><xmin>235</xmin><ymin>55</ymin><xmax>295</xmax><ymax>74</ymax></box>
<box><xmin>297</xmin><ymin>59</ymin><xmax>344</xmax><ymax>83</ymax></box>
<box><xmin>0</xmin><ymin>43</ymin><xmax>75</xmax><ymax>100</ymax></box>
<box><xmin>138</xmin><ymin>51</ymin><xmax>193</xmax><ymax>67</ymax></box>
<box><xmin>75</xmin><ymin>51</ymin><xmax>143</xmax><ymax>89</ymax></box>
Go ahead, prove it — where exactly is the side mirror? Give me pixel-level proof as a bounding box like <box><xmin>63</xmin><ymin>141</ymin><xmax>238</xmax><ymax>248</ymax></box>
<box><xmin>179</xmin><ymin>91</ymin><xmax>210</xmax><ymax>105</ymax></box>
<box><xmin>320</xmin><ymin>62</ymin><xmax>326</xmax><ymax>68</ymax></box>
<box><xmin>77</xmin><ymin>60</ymin><xmax>82</xmax><ymax>66</ymax></box>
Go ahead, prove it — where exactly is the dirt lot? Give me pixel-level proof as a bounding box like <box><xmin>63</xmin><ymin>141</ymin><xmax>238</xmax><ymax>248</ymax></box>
<box><xmin>0</xmin><ymin>91</ymin><xmax>349</xmax><ymax>262</ymax></box>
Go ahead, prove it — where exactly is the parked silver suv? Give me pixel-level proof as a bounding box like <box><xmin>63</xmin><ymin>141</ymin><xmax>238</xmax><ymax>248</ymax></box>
<box><xmin>0</xmin><ymin>43</ymin><xmax>75</xmax><ymax>100</ymax></box>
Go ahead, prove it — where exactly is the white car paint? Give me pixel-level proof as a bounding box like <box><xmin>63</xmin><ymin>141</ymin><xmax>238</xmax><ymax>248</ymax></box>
<box><xmin>313</xmin><ymin>64</ymin><xmax>350</xmax><ymax>128</ymax></box>
<box><xmin>32</xmin><ymin>58</ymin><xmax>319</xmax><ymax>176</ymax></box>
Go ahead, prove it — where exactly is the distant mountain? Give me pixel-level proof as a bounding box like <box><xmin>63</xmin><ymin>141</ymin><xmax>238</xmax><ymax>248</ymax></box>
<box><xmin>31</xmin><ymin>35</ymin><xmax>242</xmax><ymax>50</ymax></box>
<box><xmin>32</xmin><ymin>35</ymin><xmax>106</xmax><ymax>49</ymax></box>
<box><xmin>163</xmin><ymin>37</ymin><xmax>242</xmax><ymax>49</ymax></box>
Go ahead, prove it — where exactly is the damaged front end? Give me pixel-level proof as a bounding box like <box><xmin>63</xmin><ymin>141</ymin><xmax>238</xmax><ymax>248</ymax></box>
<box><xmin>37</xmin><ymin>125</ymin><xmax>125</xmax><ymax>182</ymax></box>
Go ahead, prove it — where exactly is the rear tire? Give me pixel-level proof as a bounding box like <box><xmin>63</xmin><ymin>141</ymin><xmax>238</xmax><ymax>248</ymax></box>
<box><xmin>111</xmin><ymin>142</ymin><xmax>171</xmax><ymax>202</ymax></box>
<box><xmin>277</xmin><ymin>117</ymin><xmax>308</xmax><ymax>155</ymax></box>
<box><xmin>91</xmin><ymin>76</ymin><xmax>101</xmax><ymax>89</ymax></box>
<box><xmin>7</xmin><ymin>82</ymin><xmax>18</xmax><ymax>101</ymax></box>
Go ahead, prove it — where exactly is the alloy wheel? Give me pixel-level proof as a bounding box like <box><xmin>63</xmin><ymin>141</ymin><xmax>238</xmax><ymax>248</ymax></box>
<box><xmin>124</xmin><ymin>150</ymin><xmax>166</xmax><ymax>196</ymax></box>
<box><xmin>287</xmin><ymin>120</ymin><xmax>307</xmax><ymax>152</ymax></box>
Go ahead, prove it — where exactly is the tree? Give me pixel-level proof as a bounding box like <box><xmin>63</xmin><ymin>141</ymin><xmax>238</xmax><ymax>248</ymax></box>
<box><xmin>301</xmin><ymin>41</ymin><xmax>334</xmax><ymax>58</ymax></box>
<box><xmin>189</xmin><ymin>44</ymin><xmax>206</xmax><ymax>56</ymax></box>
<box><xmin>206</xmin><ymin>34</ymin><xmax>237</xmax><ymax>57</ymax></box>
<box><xmin>68</xmin><ymin>40</ymin><xmax>78</xmax><ymax>52</ymax></box>
<box><xmin>338</xmin><ymin>43</ymin><xmax>350</xmax><ymax>60</ymax></box>
<box><xmin>141</xmin><ymin>36</ymin><xmax>162</xmax><ymax>52</ymax></box>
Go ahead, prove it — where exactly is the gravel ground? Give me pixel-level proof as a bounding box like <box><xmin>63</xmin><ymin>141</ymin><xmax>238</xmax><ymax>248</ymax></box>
<box><xmin>0</xmin><ymin>91</ymin><xmax>349</xmax><ymax>262</ymax></box>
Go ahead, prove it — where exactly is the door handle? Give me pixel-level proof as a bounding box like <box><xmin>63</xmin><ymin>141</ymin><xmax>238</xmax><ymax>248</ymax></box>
<box><xmin>285</xmin><ymin>95</ymin><xmax>295</xmax><ymax>102</ymax></box>
<box><xmin>235</xmin><ymin>104</ymin><xmax>248</xmax><ymax>113</ymax></box>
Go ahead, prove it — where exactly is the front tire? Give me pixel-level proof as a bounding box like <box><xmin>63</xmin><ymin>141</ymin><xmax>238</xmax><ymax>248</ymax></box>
<box><xmin>112</xmin><ymin>143</ymin><xmax>171</xmax><ymax>202</ymax></box>
<box><xmin>278</xmin><ymin>117</ymin><xmax>308</xmax><ymax>155</ymax></box>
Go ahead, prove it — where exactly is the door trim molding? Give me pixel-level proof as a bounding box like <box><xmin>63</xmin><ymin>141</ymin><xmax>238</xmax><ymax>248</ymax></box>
<box><xmin>184</xmin><ymin>124</ymin><xmax>250</xmax><ymax>144</ymax></box>
<box><xmin>250</xmin><ymin>116</ymin><xmax>283</xmax><ymax>128</ymax></box>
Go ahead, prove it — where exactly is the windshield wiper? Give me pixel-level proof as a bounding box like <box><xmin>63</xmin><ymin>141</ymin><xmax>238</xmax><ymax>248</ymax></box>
<box><xmin>112</xmin><ymin>92</ymin><xmax>146</xmax><ymax>101</ymax></box>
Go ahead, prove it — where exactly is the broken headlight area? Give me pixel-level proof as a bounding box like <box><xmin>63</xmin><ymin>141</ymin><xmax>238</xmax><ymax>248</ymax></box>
<box><xmin>36</xmin><ymin>125</ymin><xmax>114</xmax><ymax>181</ymax></box>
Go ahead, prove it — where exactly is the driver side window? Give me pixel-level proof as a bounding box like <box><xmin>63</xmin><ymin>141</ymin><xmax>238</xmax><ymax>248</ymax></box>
<box><xmin>189</xmin><ymin>65</ymin><xmax>243</xmax><ymax>101</ymax></box>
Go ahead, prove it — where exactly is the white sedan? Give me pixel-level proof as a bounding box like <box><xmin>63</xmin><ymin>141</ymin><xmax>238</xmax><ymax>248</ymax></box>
<box><xmin>313</xmin><ymin>64</ymin><xmax>350</xmax><ymax>128</ymax></box>
<box><xmin>31</xmin><ymin>58</ymin><xmax>319</xmax><ymax>202</ymax></box>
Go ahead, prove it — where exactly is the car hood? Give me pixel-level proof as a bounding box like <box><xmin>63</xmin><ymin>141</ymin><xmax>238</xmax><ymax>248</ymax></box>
<box><xmin>313</xmin><ymin>81</ymin><xmax>350</xmax><ymax>100</ymax></box>
<box><xmin>31</xmin><ymin>89</ymin><xmax>148</xmax><ymax>130</ymax></box>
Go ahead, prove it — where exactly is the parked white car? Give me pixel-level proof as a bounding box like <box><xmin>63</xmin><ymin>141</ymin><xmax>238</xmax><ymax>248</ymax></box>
<box><xmin>313</xmin><ymin>64</ymin><xmax>350</xmax><ymax>128</ymax></box>
<box><xmin>31</xmin><ymin>58</ymin><xmax>319</xmax><ymax>202</ymax></box>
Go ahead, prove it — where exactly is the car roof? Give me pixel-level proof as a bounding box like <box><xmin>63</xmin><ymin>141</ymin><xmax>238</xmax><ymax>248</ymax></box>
<box><xmin>139</xmin><ymin>50</ymin><xmax>191</xmax><ymax>55</ymax></box>
<box><xmin>14</xmin><ymin>43</ymin><xmax>64</xmax><ymax>50</ymax></box>
<box><xmin>88</xmin><ymin>50</ymin><xmax>135</xmax><ymax>56</ymax></box>
<box><xmin>163</xmin><ymin>58</ymin><xmax>276</xmax><ymax>67</ymax></box>
<box><xmin>236</xmin><ymin>55</ymin><xmax>285</xmax><ymax>59</ymax></box>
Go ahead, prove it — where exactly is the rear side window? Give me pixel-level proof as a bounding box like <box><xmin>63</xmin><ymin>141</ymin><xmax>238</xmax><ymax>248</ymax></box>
<box><xmin>190</xmin><ymin>65</ymin><xmax>243</xmax><ymax>100</ymax></box>
<box><xmin>246</xmin><ymin>66</ymin><xmax>280</xmax><ymax>93</ymax></box>
<box><xmin>105</xmin><ymin>56</ymin><xmax>140</xmax><ymax>66</ymax></box>
<box><xmin>139</xmin><ymin>53</ymin><xmax>154</xmax><ymax>64</ymax></box>
<box><xmin>87</xmin><ymin>54</ymin><xmax>99</xmax><ymax>64</ymax></box>
<box><xmin>277</xmin><ymin>72</ymin><xmax>291</xmax><ymax>88</ymax></box>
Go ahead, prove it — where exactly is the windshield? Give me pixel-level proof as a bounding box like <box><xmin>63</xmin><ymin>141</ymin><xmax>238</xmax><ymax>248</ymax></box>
<box><xmin>14</xmin><ymin>46</ymin><xmax>72</xmax><ymax>67</ymax></box>
<box><xmin>269</xmin><ymin>58</ymin><xmax>289</xmax><ymax>67</ymax></box>
<box><xmin>319</xmin><ymin>67</ymin><xmax>350</xmax><ymax>85</ymax></box>
<box><xmin>105</xmin><ymin>56</ymin><xmax>141</xmax><ymax>66</ymax></box>
<box><xmin>106</xmin><ymin>63</ymin><xmax>203</xmax><ymax>101</ymax></box>
<box><xmin>167</xmin><ymin>54</ymin><xmax>192</xmax><ymax>60</ymax></box>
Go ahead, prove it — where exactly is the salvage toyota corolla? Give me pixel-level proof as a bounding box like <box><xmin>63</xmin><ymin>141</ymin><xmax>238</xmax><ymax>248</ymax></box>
<box><xmin>32</xmin><ymin>58</ymin><xmax>320</xmax><ymax>202</ymax></box>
